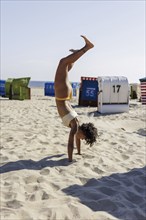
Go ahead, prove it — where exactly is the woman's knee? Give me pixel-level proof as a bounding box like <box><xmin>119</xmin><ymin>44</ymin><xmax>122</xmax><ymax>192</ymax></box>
<box><xmin>59</xmin><ymin>57</ymin><xmax>69</xmax><ymax>66</ymax></box>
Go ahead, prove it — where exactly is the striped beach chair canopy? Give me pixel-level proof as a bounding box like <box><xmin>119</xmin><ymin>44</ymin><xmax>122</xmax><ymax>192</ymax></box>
<box><xmin>139</xmin><ymin>77</ymin><xmax>146</xmax><ymax>105</ymax></box>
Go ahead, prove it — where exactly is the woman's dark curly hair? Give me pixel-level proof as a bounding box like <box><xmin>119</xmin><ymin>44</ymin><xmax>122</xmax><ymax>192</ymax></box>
<box><xmin>79</xmin><ymin>123</ymin><xmax>98</xmax><ymax>146</ymax></box>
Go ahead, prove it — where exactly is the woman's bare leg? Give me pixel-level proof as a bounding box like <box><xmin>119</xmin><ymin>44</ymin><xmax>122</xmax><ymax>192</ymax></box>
<box><xmin>54</xmin><ymin>35</ymin><xmax>94</xmax><ymax>97</ymax></box>
<box><xmin>55</xmin><ymin>35</ymin><xmax>94</xmax><ymax>76</ymax></box>
<box><xmin>61</xmin><ymin>35</ymin><xmax>94</xmax><ymax>66</ymax></box>
<box><xmin>67</xmin><ymin>63</ymin><xmax>74</xmax><ymax>72</ymax></box>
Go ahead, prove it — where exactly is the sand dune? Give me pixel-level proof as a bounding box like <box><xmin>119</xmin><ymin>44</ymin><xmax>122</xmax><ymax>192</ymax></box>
<box><xmin>0</xmin><ymin>88</ymin><xmax>146</xmax><ymax>220</ymax></box>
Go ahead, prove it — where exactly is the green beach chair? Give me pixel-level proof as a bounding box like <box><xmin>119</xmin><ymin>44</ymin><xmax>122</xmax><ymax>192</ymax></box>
<box><xmin>5</xmin><ymin>77</ymin><xmax>31</xmax><ymax>100</ymax></box>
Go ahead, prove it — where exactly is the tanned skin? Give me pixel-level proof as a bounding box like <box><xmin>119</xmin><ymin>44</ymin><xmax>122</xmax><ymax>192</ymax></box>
<box><xmin>54</xmin><ymin>35</ymin><xmax>94</xmax><ymax>162</ymax></box>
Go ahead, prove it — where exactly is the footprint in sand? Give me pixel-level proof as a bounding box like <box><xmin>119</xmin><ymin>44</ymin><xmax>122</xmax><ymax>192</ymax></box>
<box><xmin>42</xmin><ymin>191</ymin><xmax>49</xmax><ymax>200</ymax></box>
<box><xmin>26</xmin><ymin>191</ymin><xmax>49</xmax><ymax>201</ymax></box>
<box><xmin>84</xmin><ymin>162</ymin><xmax>90</xmax><ymax>167</ymax></box>
<box><xmin>54</xmin><ymin>141</ymin><xmax>60</xmax><ymax>145</ymax></box>
<box><xmin>121</xmin><ymin>154</ymin><xmax>129</xmax><ymax>160</ymax></box>
<box><xmin>4</xmin><ymin>192</ymin><xmax>17</xmax><ymax>200</ymax></box>
<box><xmin>25</xmin><ymin>191</ymin><xmax>34</xmax><ymax>202</ymax></box>
<box><xmin>50</xmin><ymin>182</ymin><xmax>60</xmax><ymax>191</ymax></box>
<box><xmin>6</xmin><ymin>137</ymin><xmax>13</xmax><ymax>142</ymax></box>
<box><xmin>40</xmin><ymin>168</ymin><xmax>50</xmax><ymax>175</ymax></box>
<box><xmin>4</xmin><ymin>181</ymin><xmax>11</xmax><ymax>186</ymax></box>
<box><xmin>37</xmin><ymin>176</ymin><xmax>45</xmax><ymax>183</ymax></box>
<box><xmin>0</xmin><ymin>145</ymin><xmax>4</xmax><ymax>149</ymax></box>
<box><xmin>78</xmin><ymin>177</ymin><xmax>89</xmax><ymax>185</ymax></box>
<box><xmin>83</xmin><ymin>154</ymin><xmax>93</xmax><ymax>159</ymax></box>
<box><xmin>93</xmin><ymin>167</ymin><xmax>104</xmax><ymax>174</ymax></box>
<box><xmin>98</xmin><ymin>157</ymin><xmax>104</xmax><ymax>163</ymax></box>
<box><xmin>119</xmin><ymin>138</ymin><xmax>127</xmax><ymax>144</ymax></box>
<box><xmin>9</xmin><ymin>150</ymin><xmax>16</xmax><ymax>154</ymax></box>
<box><xmin>25</xmin><ymin>185</ymin><xmax>39</xmax><ymax>193</ymax></box>
<box><xmin>24</xmin><ymin>133</ymin><xmax>33</xmax><ymax>137</ymax></box>
<box><xmin>29</xmin><ymin>194</ymin><xmax>36</xmax><ymax>202</ymax></box>
<box><xmin>24</xmin><ymin>175</ymin><xmax>38</xmax><ymax>184</ymax></box>
<box><xmin>18</xmin><ymin>155</ymin><xmax>24</xmax><ymax>159</ymax></box>
<box><xmin>39</xmin><ymin>141</ymin><xmax>48</xmax><ymax>145</ymax></box>
<box><xmin>110</xmin><ymin>142</ymin><xmax>117</xmax><ymax>146</ymax></box>
<box><xmin>6</xmin><ymin>200</ymin><xmax>23</xmax><ymax>209</ymax></box>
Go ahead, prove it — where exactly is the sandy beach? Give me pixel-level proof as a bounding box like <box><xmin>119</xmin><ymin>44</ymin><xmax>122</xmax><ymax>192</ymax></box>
<box><xmin>0</xmin><ymin>88</ymin><xmax>146</xmax><ymax>220</ymax></box>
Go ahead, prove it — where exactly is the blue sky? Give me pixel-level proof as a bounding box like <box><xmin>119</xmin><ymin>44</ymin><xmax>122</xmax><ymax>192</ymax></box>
<box><xmin>1</xmin><ymin>0</ymin><xmax>145</xmax><ymax>83</ymax></box>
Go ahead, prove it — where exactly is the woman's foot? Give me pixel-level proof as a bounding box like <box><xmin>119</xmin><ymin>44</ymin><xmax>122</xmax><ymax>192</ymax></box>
<box><xmin>69</xmin><ymin>49</ymin><xmax>79</xmax><ymax>53</ymax></box>
<box><xmin>81</xmin><ymin>35</ymin><xmax>94</xmax><ymax>49</ymax></box>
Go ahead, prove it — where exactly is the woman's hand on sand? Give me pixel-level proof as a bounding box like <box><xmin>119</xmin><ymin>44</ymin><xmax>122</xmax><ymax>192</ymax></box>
<box><xmin>68</xmin><ymin>159</ymin><xmax>77</xmax><ymax>164</ymax></box>
<box><xmin>75</xmin><ymin>153</ymin><xmax>82</xmax><ymax>155</ymax></box>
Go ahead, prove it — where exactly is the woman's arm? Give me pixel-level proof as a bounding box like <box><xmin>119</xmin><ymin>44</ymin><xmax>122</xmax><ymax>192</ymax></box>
<box><xmin>75</xmin><ymin>134</ymin><xmax>81</xmax><ymax>155</ymax></box>
<box><xmin>68</xmin><ymin>121</ymin><xmax>77</xmax><ymax>162</ymax></box>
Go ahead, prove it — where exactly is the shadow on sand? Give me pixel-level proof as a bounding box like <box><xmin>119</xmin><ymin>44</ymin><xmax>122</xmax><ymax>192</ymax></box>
<box><xmin>136</xmin><ymin>128</ymin><xmax>146</xmax><ymax>137</ymax></box>
<box><xmin>62</xmin><ymin>166</ymin><xmax>146</xmax><ymax>220</ymax></box>
<box><xmin>0</xmin><ymin>154</ymin><xmax>69</xmax><ymax>173</ymax></box>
